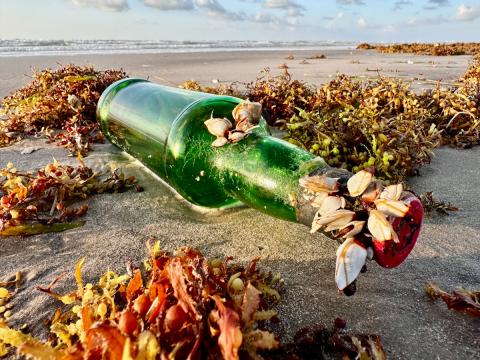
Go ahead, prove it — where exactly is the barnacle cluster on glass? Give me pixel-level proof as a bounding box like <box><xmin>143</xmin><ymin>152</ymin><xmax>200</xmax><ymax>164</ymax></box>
<box><xmin>204</xmin><ymin>101</ymin><xmax>262</xmax><ymax>147</ymax></box>
<box><xmin>183</xmin><ymin>54</ymin><xmax>480</xmax><ymax>181</ymax></box>
<box><xmin>0</xmin><ymin>242</ymin><xmax>387</xmax><ymax>360</ymax></box>
<box><xmin>299</xmin><ymin>169</ymin><xmax>411</xmax><ymax>293</ymax></box>
<box><xmin>0</xmin><ymin>159</ymin><xmax>138</xmax><ymax>236</ymax></box>
<box><xmin>0</xmin><ymin>65</ymin><xmax>126</xmax><ymax>155</ymax></box>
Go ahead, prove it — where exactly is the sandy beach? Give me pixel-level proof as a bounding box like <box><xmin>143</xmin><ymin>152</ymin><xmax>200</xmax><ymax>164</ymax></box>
<box><xmin>1</xmin><ymin>49</ymin><xmax>479</xmax><ymax>359</ymax></box>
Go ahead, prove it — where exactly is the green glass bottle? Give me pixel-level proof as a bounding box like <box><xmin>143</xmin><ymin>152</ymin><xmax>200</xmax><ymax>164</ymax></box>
<box><xmin>97</xmin><ymin>78</ymin><xmax>423</xmax><ymax>291</ymax></box>
<box><xmin>97</xmin><ymin>78</ymin><xmax>321</xmax><ymax>222</ymax></box>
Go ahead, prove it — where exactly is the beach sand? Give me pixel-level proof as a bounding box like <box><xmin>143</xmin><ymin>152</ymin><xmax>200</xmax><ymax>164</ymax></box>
<box><xmin>1</xmin><ymin>49</ymin><xmax>479</xmax><ymax>359</ymax></box>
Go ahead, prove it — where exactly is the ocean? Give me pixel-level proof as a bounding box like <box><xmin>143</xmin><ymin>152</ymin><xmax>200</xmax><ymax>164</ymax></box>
<box><xmin>0</xmin><ymin>39</ymin><xmax>355</xmax><ymax>57</ymax></box>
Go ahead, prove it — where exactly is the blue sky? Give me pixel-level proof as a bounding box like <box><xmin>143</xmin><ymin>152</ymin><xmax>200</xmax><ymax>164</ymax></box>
<box><xmin>0</xmin><ymin>0</ymin><xmax>479</xmax><ymax>42</ymax></box>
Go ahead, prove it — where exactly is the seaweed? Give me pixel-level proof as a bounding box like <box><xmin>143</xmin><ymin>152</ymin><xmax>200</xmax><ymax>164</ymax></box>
<box><xmin>426</xmin><ymin>283</ymin><xmax>480</xmax><ymax>317</ymax></box>
<box><xmin>0</xmin><ymin>159</ymin><xmax>138</xmax><ymax>236</ymax></box>
<box><xmin>0</xmin><ymin>242</ymin><xmax>281</xmax><ymax>359</ymax></box>
<box><xmin>0</xmin><ymin>243</ymin><xmax>387</xmax><ymax>359</ymax></box>
<box><xmin>0</xmin><ymin>65</ymin><xmax>126</xmax><ymax>155</ymax></box>
<box><xmin>357</xmin><ymin>42</ymin><xmax>480</xmax><ymax>56</ymax></box>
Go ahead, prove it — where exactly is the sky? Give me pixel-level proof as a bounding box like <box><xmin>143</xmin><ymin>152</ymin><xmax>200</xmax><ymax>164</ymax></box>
<box><xmin>0</xmin><ymin>0</ymin><xmax>479</xmax><ymax>42</ymax></box>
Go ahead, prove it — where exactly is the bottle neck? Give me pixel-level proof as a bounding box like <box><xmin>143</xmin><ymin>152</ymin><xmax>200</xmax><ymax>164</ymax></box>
<box><xmin>210</xmin><ymin>133</ymin><xmax>327</xmax><ymax>222</ymax></box>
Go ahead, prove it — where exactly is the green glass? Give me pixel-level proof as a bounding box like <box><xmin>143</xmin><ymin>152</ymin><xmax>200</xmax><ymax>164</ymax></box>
<box><xmin>97</xmin><ymin>79</ymin><xmax>327</xmax><ymax>222</ymax></box>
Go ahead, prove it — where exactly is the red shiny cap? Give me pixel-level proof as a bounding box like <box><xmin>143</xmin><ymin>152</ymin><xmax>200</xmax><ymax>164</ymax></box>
<box><xmin>372</xmin><ymin>193</ymin><xmax>423</xmax><ymax>268</ymax></box>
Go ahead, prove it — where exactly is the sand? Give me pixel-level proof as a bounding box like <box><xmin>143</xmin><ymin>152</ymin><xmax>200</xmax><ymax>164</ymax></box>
<box><xmin>1</xmin><ymin>49</ymin><xmax>479</xmax><ymax>359</ymax></box>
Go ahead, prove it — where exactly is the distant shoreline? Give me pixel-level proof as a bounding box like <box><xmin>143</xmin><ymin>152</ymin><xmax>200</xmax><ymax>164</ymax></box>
<box><xmin>0</xmin><ymin>39</ymin><xmax>356</xmax><ymax>57</ymax></box>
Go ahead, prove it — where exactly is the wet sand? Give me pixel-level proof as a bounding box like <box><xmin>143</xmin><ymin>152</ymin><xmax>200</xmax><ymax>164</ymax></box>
<box><xmin>1</xmin><ymin>49</ymin><xmax>479</xmax><ymax>359</ymax></box>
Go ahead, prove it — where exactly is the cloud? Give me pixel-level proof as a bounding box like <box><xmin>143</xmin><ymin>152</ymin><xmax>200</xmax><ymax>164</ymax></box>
<box><xmin>254</xmin><ymin>12</ymin><xmax>279</xmax><ymax>23</ymax></box>
<box><xmin>424</xmin><ymin>0</ymin><xmax>450</xmax><ymax>10</ymax></box>
<box><xmin>71</xmin><ymin>0</ymin><xmax>129</xmax><ymax>11</ymax></box>
<box><xmin>336</xmin><ymin>0</ymin><xmax>365</xmax><ymax>5</ymax></box>
<box><xmin>195</xmin><ymin>0</ymin><xmax>245</xmax><ymax>21</ymax></box>
<box><xmin>427</xmin><ymin>0</ymin><xmax>449</xmax><ymax>6</ymax></box>
<box><xmin>286</xmin><ymin>6</ymin><xmax>303</xmax><ymax>17</ymax></box>
<box><xmin>393</xmin><ymin>0</ymin><xmax>412</xmax><ymax>10</ymax></box>
<box><xmin>261</xmin><ymin>0</ymin><xmax>305</xmax><ymax>30</ymax></box>
<box><xmin>262</xmin><ymin>0</ymin><xmax>304</xmax><ymax>10</ymax></box>
<box><xmin>357</xmin><ymin>17</ymin><xmax>367</xmax><ymax>28</ymax></box>
<box><xmin>456</xmin><ymin>4</ymin><xmax>480</xmax><ymax>21</ymax></box>
<box><xmin>143</xmin><ymin>0</ymin><xmax>194</xmax><ymax>10</ymax></box>
<box><xmin>406</xmin><ymin>15</ymin><xmax>448</xmax><ymax>26</ymax></box>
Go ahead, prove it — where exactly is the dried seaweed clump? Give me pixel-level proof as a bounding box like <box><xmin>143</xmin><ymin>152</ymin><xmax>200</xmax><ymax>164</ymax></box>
<box><xmin>0</xmin><ymin>242</ymin><xmax>386</xmax><ymax>360</ymax></box>
<box><xmin>426</xmin><ymin>283</ymin><xmax>480</xmax><ymax>317</ymax></box>
<box><xmin>264</xmin><ymin>321</ymin><xmax>386</xmax><ymax>360</ymax></box>
<box><xmin>0</xmin><ymin>65</ymin><xmax>126</xmax><ymax>155</ymax></box>
<box><xmin>356</xmin><ymin>42</ymin><xmax>480</xmax><ymax>56</ymax></box>
<box><xmin>0</xmin><ymin>159</ymin><xmax>137</xmax><ymax>236</ymax></box>
<box><xmin>288</xmin><ymin>74</ymin><xmax>442</xmax><ymax>179</ymax></box>
<box><xmin>418</xmin><ymin>192</ymin><xmax>459</xmax><ymax>215</ymax></box>
<box><xmin>245</xmin><ymin>68</ymin><xmax>316</xmax><ymax>125</ymax></box>
<box><xmin>462</xmin><ymin>54</ymin><xmax>480</xmax><ymax>83</ymax></box>
<box><xmin>180</xmin><ymin>79</ymin><xmax>244</xmax><ymax>98</ymax></box>
<box><xmin>0</xmin><ymin>242</ymin><xmax>282</xmax><ymax>359</ymax></box>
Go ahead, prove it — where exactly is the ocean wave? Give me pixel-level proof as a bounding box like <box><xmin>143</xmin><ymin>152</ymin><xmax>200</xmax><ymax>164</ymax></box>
<box><xmin>0</xmin><ymin>39</ymin><xmax>355</xmax><ymax>57</ymax></box>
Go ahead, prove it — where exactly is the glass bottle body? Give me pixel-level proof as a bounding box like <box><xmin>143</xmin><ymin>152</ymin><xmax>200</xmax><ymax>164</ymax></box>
<box><xmin>97</xmin><ymin>79</ymin><xmax>325</xmax><ymax>222</ymax></box>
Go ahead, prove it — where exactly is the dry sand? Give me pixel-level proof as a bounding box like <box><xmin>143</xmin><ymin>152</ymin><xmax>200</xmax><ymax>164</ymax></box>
<box><xmin>1</xmin><ymin>49</ymin><xmax>479</xmax><ymax>359</ymax></box>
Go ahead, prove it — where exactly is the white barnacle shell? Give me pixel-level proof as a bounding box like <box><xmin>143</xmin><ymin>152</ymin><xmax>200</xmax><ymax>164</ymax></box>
<box><xmin>211</xmin><ymin>137</ymin><xmax>229</xmax><ymax>147</ymax></box>
<box><xmin>311</xmin><ymin>209</ymin><xmax>355</xmax><ymax>233</ymax></box>
<box><xmin>319</xmin><ymin>195</ymin><xmax>346</xmax><ymax>216</ymax></box>
<box><xmin>335</xmin><ymin>238</ymin><xmax>368</xmax><ymax>290</ymax></box>
<box><xmin>228</xmin><ymin>131</ymin><xmax>247</xmax><ymax>143</ymax></box>
<box><xmin>367</xmin><ymin>210</ymin><xmax>399</xmax><ymax>243</ymax></box>
<box><xmin>341</xmin><ymin>220</ymin><xmax>365</xmax><ymax>238</ymax></box>
<box><xmin>232</xmin><ymin>101</ymin><xmax>262</xmax><ymax>124</ymax></box>
<box><xmin>361</xmin><ymin>180</ymin><xmax>383</xmax><ymax>203</ymax></box>
<box><xmin>380</xmin><ymin>184</ymin><xmax>403</xmax><ymax>201</ymax></box>
<box><xmin>299</xmin><ymin>175</ymin><xmax>339</xmax><ymax>194</ymax></box>
<box><xmin>232</xmin><ymin>103</ymin><xmax>252</xmax><ymax>124</ymax></box>
<box><xmin>374</xmin><ymin>198</ymin><xmax>409</xmax><ymax>218</ymax></box>
<box><xmin>311</xmin><ymin>192</ymin><xmax>329</xmax><ymax>208</ymax></box>
<box><xmin>347</xmin><ymin>170</ymin><xmax>373</xmax><ymax>197</ymax></box>
<box><xmin>204</xmin><ymin>117</ymin><xmax>232</xmax><ymax>138</ymax></box>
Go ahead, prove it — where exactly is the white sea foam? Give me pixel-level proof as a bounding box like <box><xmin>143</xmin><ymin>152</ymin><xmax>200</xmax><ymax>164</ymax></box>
<box><xmin>0</xmin><ymin>39</ymin><xmax>355</xmax><ymax>57</ymax></box>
